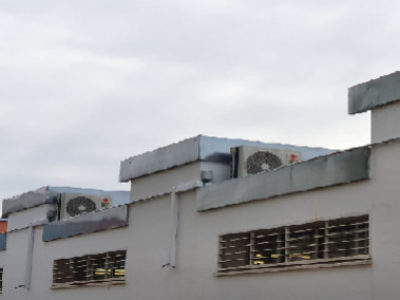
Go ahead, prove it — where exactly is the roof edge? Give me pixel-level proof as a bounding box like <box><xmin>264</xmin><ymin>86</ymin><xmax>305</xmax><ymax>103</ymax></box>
<box><xmin>348</xmin><ymin>71</ymin><xmax>400</xmax><ymax>114</ymax></box>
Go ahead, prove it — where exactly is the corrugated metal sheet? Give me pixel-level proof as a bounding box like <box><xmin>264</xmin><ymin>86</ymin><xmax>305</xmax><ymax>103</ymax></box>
<box><xmin>197</xmin><ymin>147</ymin><xmax>371</xmax><ymax>211</ymax></box>
<box><xmin>349</xmin><ymin>71</ymin><xmax>400</xmax><ymax>114</ymax></box>
<box><xmin>42</xmin><ymin>205</ymin><xmax>129</xmax><ymax>242</ymax></box>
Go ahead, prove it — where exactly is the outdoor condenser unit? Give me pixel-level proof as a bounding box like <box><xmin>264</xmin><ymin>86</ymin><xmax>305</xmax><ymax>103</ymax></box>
<box><xmin>230</xmin><ymin>146</ymin><xmax>302</xmax><ymax>178</ymax></box>
<box><xmin>58</xmin><ymin>192</ymin><xmax>112</xmax><ymax>220</ymax></box>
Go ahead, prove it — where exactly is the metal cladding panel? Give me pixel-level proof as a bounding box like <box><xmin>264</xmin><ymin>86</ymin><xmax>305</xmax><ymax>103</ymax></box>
<box><xmin>42</xmin><ymin>205</ymin><xmax>129</xmax><ymax>242</ymax></box>
<box><xmin>0</xmin><ymin>233</ymin><xmax>6</xmax><ymax>251</ymax></box>
<box><xmin>349</xmin><ymin>71</ymin><xmax>400</xmax><ymax>114</ymax></box>
<box><xmin>119</xmin><ymin>136</ymin><xmax>201</xmax><ymax>182</ymax></box>
<box><xmin>119</xmin><ymin>135</ymin><xmax>335</xmax><ymax>182</ymax></box>
<box><xmin>196</xmin><ymin>147</ymin><xmax>371</xmax><ymax>211</ymax></box>
<box><xmin>2</xmin><ymin>187</ymin><xmax>50</xmax><ymax>218</ymax></box>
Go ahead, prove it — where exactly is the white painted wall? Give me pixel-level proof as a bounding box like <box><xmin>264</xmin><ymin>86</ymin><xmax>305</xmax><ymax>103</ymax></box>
<box><xmin>367</xmin><ymin>140</ymin><xmax>400</xmax><ymax>299</ymax></box>
<box><xmin>130</xmin><ymin>162</ymin><xmax>201</xmax><ymax>202</ymax></box>
<box><xmin>7</xmin><ymin>204</ymin><xmax>55</xmax><ymax>231</ymax></box>
<box><xmin>371</xmin><ymin>101</ymin><xmax>400</xmax><ymax>143</ymax></box>
<box><xmin>130</xmin><ymin>161</ymin><xmax>230</xmax><ymax>202</ymax></box>
<box><xmin>200</xmin><ymin>161</ymin><xmax>230</xmax><ymax>183</ymax></box>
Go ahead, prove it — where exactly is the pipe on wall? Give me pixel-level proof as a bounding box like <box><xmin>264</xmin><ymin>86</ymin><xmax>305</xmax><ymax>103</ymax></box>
<box><xmin>169</xmin><ymin>187</ymin><xmax>178</xmax><ymax>267</ymax></box>
<box><xmin>15</xmin><ymin>220</ymin><xmax>47</xmax><ymax>290</ymax></box>
<box><xmin>166</xmin><ymin>181</ymin><xmax>202</xmax><ymax>268</ymax></box>
<box><xmin>24</xmin><ymin>225</ymin><xmax>34</xmax><ymax>290</ymax></box>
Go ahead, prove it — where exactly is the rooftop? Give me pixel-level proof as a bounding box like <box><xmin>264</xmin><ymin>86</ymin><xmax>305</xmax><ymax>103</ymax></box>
<box><xmin>119</xmin><ymin>135</ymin><xmax>335</xmax><ymax>182</ymax></box>
<box><xmin>2</xmin><ymin>186</ymin><xmax>129</xmax><ymax>218</ymax></box>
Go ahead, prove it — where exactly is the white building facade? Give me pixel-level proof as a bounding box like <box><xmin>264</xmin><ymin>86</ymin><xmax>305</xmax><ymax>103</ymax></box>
<box><xmin>1</xmin><ymin>72</ymin><xmax>400</xmax><ymax>299</ymax></box>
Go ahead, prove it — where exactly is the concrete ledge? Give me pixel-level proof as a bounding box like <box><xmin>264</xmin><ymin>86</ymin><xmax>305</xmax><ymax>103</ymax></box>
<box><xmin>196</xmin><ymin>147</ymin><xmax>370</xmax><ymax>211</ymax></box>
<box><xmin>215</xmin><ymin>257</ymin><xmax>371</xmax><ymax>277</ymax></box>
<box><xmin>43</xmin><ymin>205</ymin><xmax>129</xmax><ymax>242</ymax></box>
<box><xmin>52</xmin><ymin>278</ymin><xmax>125</xmax><ymax>289</ymax></box>
<box><xmin>349</xmin><ymin>71</ymin><xmax>400</xmax><ymax>114</ymax></box>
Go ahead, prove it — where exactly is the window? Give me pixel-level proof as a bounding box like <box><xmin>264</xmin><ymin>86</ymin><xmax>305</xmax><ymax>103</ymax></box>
<box><xmin>52</xmin><ymin>250</ymin><xmax>126</xmax><ymax>288</ymax></box>
<box><xmin>217</xmin><ymin>215</ymin><xmax>370</xmax><ymax>276</ymax></box>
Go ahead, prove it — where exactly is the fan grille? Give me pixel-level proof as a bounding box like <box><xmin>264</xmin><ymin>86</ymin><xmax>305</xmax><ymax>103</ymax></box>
<box><xmin>246</xmin><ymin>151</ymin><xmax>283</xmax><ymax>174</ymax></box>
<box><xmin>66</xmin><ymin>196</ymin><xmax>97</xmax><ymax>217</ymax></box>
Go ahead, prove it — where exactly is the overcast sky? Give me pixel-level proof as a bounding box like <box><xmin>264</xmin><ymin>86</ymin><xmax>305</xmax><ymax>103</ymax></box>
<box><xmin>1</xmin><ymin>0</ymin><xmax>399</xmax><ymax>202</ymax></box>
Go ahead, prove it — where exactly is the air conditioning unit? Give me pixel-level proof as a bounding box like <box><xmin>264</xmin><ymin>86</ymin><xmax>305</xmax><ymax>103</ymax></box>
<box><xmin>59</xmin><ymin>193</ymin><xmax>113</xmax><ymax>220</ymax></box>
<box><xmin>230</xmin><ymin>146</ymin><xmax>302</xmax><ymax>178</ymax></box>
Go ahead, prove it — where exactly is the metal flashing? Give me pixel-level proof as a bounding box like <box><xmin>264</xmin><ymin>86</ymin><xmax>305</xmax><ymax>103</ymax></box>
<box><xmin>119</xmin><ymin>136</ymin><xmax>200</xmax><ymax>182</ymax></box>
<box><xmin>0</xmin><ymin>233</ymin><xmax>6</xmax><ymax>251</ymax></box>
<box><xmin>2</xmin><ymin>187</ymin><xmax>50</xmax><ymax>218</ymax></box>
<box><xmin>349</xmin><ymin>71</ymin><xmax>400</xmax><ymax>114</ymax></box>
<box><xmin>119</xmin><ymin>135</ymin><xmax>335</xmax><ymax>182</ymax></box>
<box><xmin>42</xmin><ymin>205</ymin><xmax>129</xmax><ymax>242</ymax></box>
<box><xmin>196</xmin><ymin>147</ymin><xmax>371</xmax><ymax>211</ymax></box>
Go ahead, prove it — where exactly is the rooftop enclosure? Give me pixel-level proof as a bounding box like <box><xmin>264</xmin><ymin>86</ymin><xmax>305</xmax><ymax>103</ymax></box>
<box><xmin>2</xmin><ymin>186</ymin><xmax>129</xmax><ymax>218</ymax></box>
<box><xmin>120</xmin><ymin>135</ymin><xmax>336</xmax><ymax>202</ymax></box>
<box><xmin>197</xmin><ymin>146</ymin><xmax>370</xmax><ymax>211</ymax></box>
<box><xmin>119</xmin><ymin>135</ymin><xmax>335</xmax><ymax>182</ymax></box>
<box><xmin>3</xmin><ymin>187</ymin><xmax>129</xmax><ymax>232</ymax></box>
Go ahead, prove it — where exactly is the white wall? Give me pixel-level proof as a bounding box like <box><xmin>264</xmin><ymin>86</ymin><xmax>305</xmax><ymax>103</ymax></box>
<box><xmin>130</xmin><ymin>162</ymin><xmax>201</xmax><ymax>202</ymax></box>
<box><xmin>367</xmin><ymin>140</ymin><xmax>400</xmax><ymax>299</ymax></box>
<box><xmin>200</xmin><ymin>161</ymin><xmax>230</xmax><ymax>183</ymax></box>
<box><xmin>371</xmin><ymin>101</ymin><xmax>400</xmax><ymax>143</ymax></box>
<box><xmin>130</xmin><ymin>161</ymin><xmax>230</xmax><ymax>202</ymax></box>
<box><xmin>7</xmin><ymin>205</ymin><xmax>54</xmax><ymax>231</ymax></box>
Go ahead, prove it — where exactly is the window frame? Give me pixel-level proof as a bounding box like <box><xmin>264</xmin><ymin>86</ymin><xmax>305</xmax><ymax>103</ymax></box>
<box><xmin>216</xmin><ymin>215</ymin><xmax>370</xmax><ymax>276</ymax></box>
<box><xmin>52</xmin><ymin>250</ymin><xmax>126</xmax><ymax>289</ymax></box>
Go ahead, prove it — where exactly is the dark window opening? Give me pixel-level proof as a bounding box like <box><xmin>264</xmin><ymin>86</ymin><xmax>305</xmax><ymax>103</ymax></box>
<box><xmin>53</xmin><ymin>250</ymin><xmax>126</xmax><ymax>287</ymax></box>
<box><xmin>218</xmin><ymin>215</ymin><xmax>369</xmax><ymax>273</ymax></box>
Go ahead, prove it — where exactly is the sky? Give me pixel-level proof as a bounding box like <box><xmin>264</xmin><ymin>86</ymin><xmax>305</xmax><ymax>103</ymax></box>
<box><xmin>1</xmin><ymin>0</ymin><xmax>399</xmax><ymax>202</ymax></box>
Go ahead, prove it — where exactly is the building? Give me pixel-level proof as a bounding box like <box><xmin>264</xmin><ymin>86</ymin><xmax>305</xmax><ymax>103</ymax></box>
<box><xmin>1</xmin><ymin>72</ymin><xmax>400</xmax><ymax>299</ymax></box>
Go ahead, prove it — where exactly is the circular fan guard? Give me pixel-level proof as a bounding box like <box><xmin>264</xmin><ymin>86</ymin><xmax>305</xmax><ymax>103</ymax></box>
<box><xmin>246</xmin><ymin>151</ymin><xmax>283</xmax><ymax>174</ymax></box>
<box><xmin>66</xmin><ymin>196</ymin><xmax>97</xmax><ymax>216</ymax></box>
